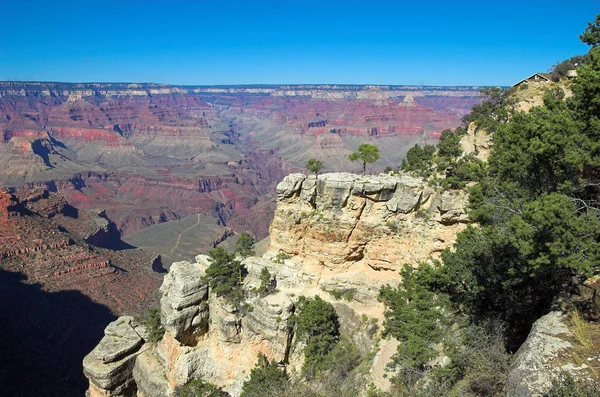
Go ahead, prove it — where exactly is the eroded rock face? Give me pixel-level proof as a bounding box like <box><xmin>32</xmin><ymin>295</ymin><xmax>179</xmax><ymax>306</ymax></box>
<box><xmin>242</xmin><ymin>294</ymin><xmax>295</xmax><ymax>362</ymax></box>
<box><xmin>459</xmin><ymin>122</ymin><xmax>492</xmax><ymax>162</ymax></box>
<box><xmin>85</xmin><ymin>172</ymin><xmax>473</xmax><ymax>397</ymax></box>
<box><xmin>160</xmin><ymin>261</ymin><xmax>209</xmax><ymax>346</ymax></box>
<box><xmin>269</xmin><ymin>173</ymin><xmax>469</xmax><ymax>271</ymax></box>
<box><xmin>132</xmin><ymin>349</ymin><xmax>170</xmax><ymax>397</ymax></box>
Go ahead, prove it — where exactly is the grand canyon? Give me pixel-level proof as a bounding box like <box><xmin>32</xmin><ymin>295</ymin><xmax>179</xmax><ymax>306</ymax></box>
<box><xmin>0</xmin><ymin>82</ymin><xmax>480</xmax><ymax>258</ymax></box>
<box><xmin>0</xmin><ymin>82</ymin><xmax>484</xmax><ymax>396</ymax></box>
<box><xmin>3</xmin><ymin>2</ymin><xmax>599</xmax><ymax>396</ymax></box>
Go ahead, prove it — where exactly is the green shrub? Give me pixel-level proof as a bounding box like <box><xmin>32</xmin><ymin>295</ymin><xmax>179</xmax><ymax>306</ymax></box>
<box><xmin>203</xmin><ymin>247</ymin><xmax>245</xmax><ymax>306</ymax></box>
<box><xmin>235</xmin><ymin>232</ymin><xmax>255</xmax><ymax>259</ymax></box>
<box><xmin>436</xmin><ymin>128</ymin><xmax>465</xmax><ymax>171</ymax></box>
<box><xmin>241</xmin><ymin>354</ymin><xmax>289</xmax><ymax>397</ymax></box>
<box><xmin>379</xmin><ymin>264</ymin><xmax>449</xmax><ymax>386</ymax></box>
<box><xmin>295</xmin><ymin>296</ymin><xmax>340</xmax><ymax>378</ymax></box>
<box><xmin>144</xmin><ymin>307</ymin><xmax>164</xmax><ymax>343</ymax></box>
<box><xmin>273</xmin><ymin>251</ymin><xmax>291</xmax><ymax>264</ymax></box>
<box><xmin>401</xmin><ymin>144</ymin><xmax>435</xmax><ymax>177</ymax></box>
<box><xmin>258</xmin><ymin>267</ymin><xmax>275</xmax><ymax>296</ymax></box>
<box><xmin>176</xmin><ymin>378</ymin><xmax>224</xmax><ymax>397</ymax></box>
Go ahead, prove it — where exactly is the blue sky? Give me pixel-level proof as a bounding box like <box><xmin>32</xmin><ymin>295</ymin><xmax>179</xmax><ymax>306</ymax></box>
<box><xmin>0</xmin><ymin>0</ymin><xmax>598</xmax><ymax>86</ymax></box>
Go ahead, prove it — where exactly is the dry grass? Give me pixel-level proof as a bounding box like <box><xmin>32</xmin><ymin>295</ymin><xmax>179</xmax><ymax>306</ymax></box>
<box><xmin>569</xmin><ymin>309</ymin><xmax>599</xmax><ymax>377</ymax></box>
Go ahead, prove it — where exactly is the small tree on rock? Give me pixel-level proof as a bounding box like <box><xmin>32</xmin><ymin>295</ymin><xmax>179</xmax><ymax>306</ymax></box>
<box><xmin>306</xmin><ymin>158</ymin><xmax>323</xmax><ymax>176</ymax></box>
<box><xmin>348</xmin><ymin>144</ymin><xmax>379</xmax><ymax>175</ymax></box>
<box><xmin>203</xmin><ymin>247</ymin><xmax>244</xmax><ymax>305</ymax></box>
<box><xmin>235</xmin><ymin>232</ymin><xmax>255</xmax><ymax>259</ymax></box>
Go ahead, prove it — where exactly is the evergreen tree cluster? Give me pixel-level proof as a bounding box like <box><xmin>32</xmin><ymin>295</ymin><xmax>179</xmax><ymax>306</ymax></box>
<box><xmin>379</xmin><ymin>15</ymin><xmax>600</xmax><ymax>395</ymax></box>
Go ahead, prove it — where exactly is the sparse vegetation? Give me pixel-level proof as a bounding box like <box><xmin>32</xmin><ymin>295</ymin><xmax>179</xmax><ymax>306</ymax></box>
<box><xmin>547</xmin><ymin>373</ymin><xmax>600</xmax><ymax>397</ymax></box>
<box><xmin>176</xmin><ymin>378</ymin><xmax>225</xmax><ymax>397</ymax></box>
<box><xmin>349</xmin><ymin>144</ymin><xmax>380</xmax><ymax>175</ymax></box>
<box><xmin>273</xmin><ymin>251</ymin><xmax>291</xmax><ymax>264</ymax></box>
<box><xmin>306</xmin><ymin>158</ymin><xmax>324</xmax><ymax>176</ymax></box>
<box><xmin>569</xmin><ymin>309</ymin><xmax>598</xmax><ymax>377</ymax></box>
<box><xmin>325</xmin><ymin>288</ymin><xmax>355</xmax><ymax>302</ymax></box>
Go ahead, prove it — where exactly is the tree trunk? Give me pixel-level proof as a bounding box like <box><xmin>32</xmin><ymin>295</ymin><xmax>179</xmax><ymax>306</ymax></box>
<box><xmin>362</xmin><ymin>161</ymin><xmax>366</xmax><ymax>175</ymax></box>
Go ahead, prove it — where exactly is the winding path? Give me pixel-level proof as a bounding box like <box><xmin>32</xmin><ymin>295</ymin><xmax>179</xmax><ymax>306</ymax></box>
<box><xmin>170</xmin><ymin>214</ymin><xmax>202</xmax><ymax>254</ymax></box>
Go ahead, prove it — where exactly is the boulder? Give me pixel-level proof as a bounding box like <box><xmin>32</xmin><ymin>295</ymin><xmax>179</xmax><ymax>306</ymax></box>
<box><xmin>94</xmin><ymin>317</ymin><xmax>144</xmax><ymax>364</ymax></box>
<box><xmin>507</xmin><ymin>312</ymin><xmax>575</xmax><ymax>397</ymax></box>
<box><xmin>276</xmin><ymin>173</ymin><xmax>306</xmax><ymax>201</ymax></box>
<box><xmin>438</xmin><ymin>190</ymin><xmax>469</xmax><ymax>224</ymax></box>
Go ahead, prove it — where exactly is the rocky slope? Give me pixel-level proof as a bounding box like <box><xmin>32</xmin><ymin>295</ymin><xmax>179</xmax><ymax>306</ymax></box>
<box><xmin>83</xmin><ymin>172</ymin><xmax>470</xmax><ymax>396</ymax></box>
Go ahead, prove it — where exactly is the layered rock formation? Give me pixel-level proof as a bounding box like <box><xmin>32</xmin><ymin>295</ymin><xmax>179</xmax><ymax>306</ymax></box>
<box><xmin>0</xmin><ymin>188</ymin><xmax>161</xmax><ymax>312</ymax></box>
<box><xmin>0</xmin><ymin>81</ymin><xmax>480</xmax><ymax>257</ymax></box>
<box><xmin>270</xmin><ymin>173</ymin><xmax>469</xmax><ymax>272</ymax></box>
<box><xmin>84</xmin><ymin>172</ymin><xmax>470</xmax><ymax>396</ymax></box>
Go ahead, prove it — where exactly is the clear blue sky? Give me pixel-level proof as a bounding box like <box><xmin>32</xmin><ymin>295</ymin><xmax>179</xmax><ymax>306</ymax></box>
<box><xmin>0</xmin><ymin>0</ymin><xmax>598</xmax><ymax>86</ymax></box>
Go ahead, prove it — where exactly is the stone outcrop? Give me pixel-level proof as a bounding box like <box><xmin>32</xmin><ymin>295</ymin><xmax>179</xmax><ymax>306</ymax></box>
<box><xmin>269</xmin><ymin>173</ymin><xmax>469</xmax><ymax>272</ymax></box>
<box><xmin>84</xmin><ymin>317</ymin><xmax>148</xmax><ymax>397</ymax></box>
<box><xmin>459</xmin><ymin>121</ymin><xmax>493</xmax><ymax>161</ymax></box>
<box><xmin>160</xmin><ymin>261</ymin><xmax>209</xmax><ymax>346</ymax></box>
<box><xmin>507</xmin><ymin>312</ymin><xmax>596</xmax><ymax>397</ymax></box>
<box><xmin>84</xmin><ymin>172</ymin><xmax>472</xmax><ymax>396</ymax></box>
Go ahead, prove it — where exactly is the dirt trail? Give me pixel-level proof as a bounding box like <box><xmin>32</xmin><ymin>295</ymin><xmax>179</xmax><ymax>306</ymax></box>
<box><xmin>170</xmin><ymin>214</ymin><xmax>202</xmax><ymax>254</ymax></box>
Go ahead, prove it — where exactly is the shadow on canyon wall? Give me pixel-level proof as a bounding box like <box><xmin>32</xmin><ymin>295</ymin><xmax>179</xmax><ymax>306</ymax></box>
<box><xmin>0</xmin><ymin>269</ymin><xmax>116</xmax><ymax>396</ymax></box>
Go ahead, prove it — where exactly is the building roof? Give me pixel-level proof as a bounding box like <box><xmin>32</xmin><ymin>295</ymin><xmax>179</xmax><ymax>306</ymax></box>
<box><xmin>512</xmin><ymin>73</ymin><xmax>552</xmax><ymax>87</ymax></box>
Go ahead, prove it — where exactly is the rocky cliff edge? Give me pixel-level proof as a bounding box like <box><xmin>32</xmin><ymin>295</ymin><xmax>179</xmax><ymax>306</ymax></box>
<box><xmin>83</xmin><ymin>172</ymin><xmax>470</xmax><ymax>396</ymax></box>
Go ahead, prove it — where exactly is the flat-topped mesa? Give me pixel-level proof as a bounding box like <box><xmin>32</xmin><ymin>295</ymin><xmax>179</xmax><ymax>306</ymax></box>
<box><xmin>268</xmin><ymin>172</ymin><xmax>470</xmax><ymax>272</ymax></box>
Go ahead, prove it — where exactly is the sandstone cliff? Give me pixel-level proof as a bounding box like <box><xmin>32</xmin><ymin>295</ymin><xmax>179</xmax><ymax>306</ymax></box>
<box><xmin>83</xmin><ymin>172</ymin><xmax>470</xmax><ymax>396</ymax></box>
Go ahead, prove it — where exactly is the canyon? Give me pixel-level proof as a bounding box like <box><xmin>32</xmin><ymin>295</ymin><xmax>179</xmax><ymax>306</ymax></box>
<box><xmin>0</xmin><ymin>82</ymin><xmax>480</xmax><ymax>396</ymax></box>
<box><xmin>0</xmin><ymin>188</ymin><xmax>162</xmax><ymax>396</ymax></box>
<box><xmin>0</xmin><ymin>82</ymin><xmax>480</xmax><ymax>261</ymax></box>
